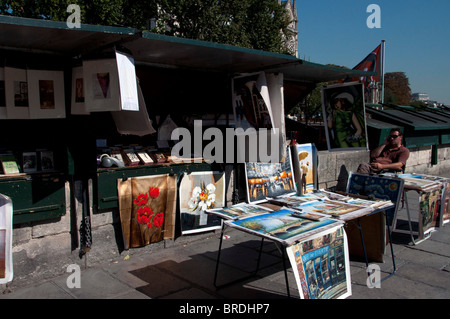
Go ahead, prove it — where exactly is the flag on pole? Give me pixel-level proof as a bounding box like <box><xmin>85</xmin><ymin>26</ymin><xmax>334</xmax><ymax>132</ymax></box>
<box><xmin>353</xmin><ymin>44</ymin><xmax>381</xmax><ymax>86</ymax></box>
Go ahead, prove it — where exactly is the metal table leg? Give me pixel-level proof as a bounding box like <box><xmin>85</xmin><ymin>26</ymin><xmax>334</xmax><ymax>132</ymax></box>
<box><xmin>213</xmin><ymin>224</ymin><xmax>265</xmax><ymax>289</ymax></box>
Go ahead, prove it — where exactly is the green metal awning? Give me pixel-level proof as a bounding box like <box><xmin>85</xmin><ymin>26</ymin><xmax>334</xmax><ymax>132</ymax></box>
<box><xmin>0</xmin><ymin>15</ymin><xmax>373</xmax><ymax>84</ymax></box>
<box><xmin>0</xmin><ymin>15</ymin><xmax>137</xmax><ymax>56</ymax></box>
<box><xmin>123</xmin><ymin>31</ymin><xmax>299</xmax><ymax>74</ymax></box>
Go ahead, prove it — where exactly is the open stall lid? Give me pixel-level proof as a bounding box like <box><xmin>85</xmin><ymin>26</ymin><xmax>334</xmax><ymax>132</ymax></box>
<box><xmin>0</xmin><ymin>15</ymin><xmax>137</xmax><ymax>56</ymax></box>
<box><xmin>0</xmin><ymin>15</ymin><xmax>373</xmax><ymax>83</ymax></box>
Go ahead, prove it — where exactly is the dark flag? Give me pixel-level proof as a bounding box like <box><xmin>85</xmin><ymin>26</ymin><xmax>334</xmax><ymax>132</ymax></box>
<box><xmin>353</xmin><ymin>44</ymin><xmax>381</xmax><ymax>86</ymax></box>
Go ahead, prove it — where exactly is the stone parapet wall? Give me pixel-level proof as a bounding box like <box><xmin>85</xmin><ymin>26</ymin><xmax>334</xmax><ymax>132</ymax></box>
<box><xmin>317</xmin><ymin>144</ymin><xmax>450</xmax><ymax>191</ymax></box>
<box><xmin>7</xmin><ymin>143</ymin><xmax>450</xmax><ymax>288</ymax></box>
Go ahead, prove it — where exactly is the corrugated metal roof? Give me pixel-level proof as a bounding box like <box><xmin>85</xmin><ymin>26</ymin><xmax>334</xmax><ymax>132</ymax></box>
<box><xmin>366</xmin><ymin>104</ymin><xmax>450</xmax><ymax>130</ymax></box>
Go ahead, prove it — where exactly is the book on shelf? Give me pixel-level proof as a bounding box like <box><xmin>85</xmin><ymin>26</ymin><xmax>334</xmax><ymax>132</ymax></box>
<box><xmin>0</xmin><ymin>154</ymin><xmax>21</xmax><ymax>175</ymax></box>
<box><xmin>40</xmin><ymin>150</ymin><xmax>54</xmax><ymax>171</ymax></box>
<box><xmin>22</xmin><ymin>151</ymin><xmax>37</xmax><ymax>173</ymax></box>
<box><xmin>122</xmin><ymin>149</ymin><xmax>140</xmax><ymax>166</ymax></box>
<box><xmin>136</xmin><ymin>151</ymin><xmax>154</xmax><ymax>165</ymax></box>
<box><xmin>151</xmin><ymin>152</ymin><xmax>167</xmax><ymax>163</ymax></box>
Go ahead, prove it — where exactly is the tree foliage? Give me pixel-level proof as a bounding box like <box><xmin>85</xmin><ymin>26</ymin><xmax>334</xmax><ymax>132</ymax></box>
<box><xmin>0</xmin><ymin>0</ymin><xmax>293</xmax><ymax>54</ymax></box>
<box><xmin>384</xmin><ymin>72</ymin><xmax>412</xmax><ymax>105</ymax></box>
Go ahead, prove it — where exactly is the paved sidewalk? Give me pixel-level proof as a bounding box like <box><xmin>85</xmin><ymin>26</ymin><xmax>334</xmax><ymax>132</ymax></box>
<box><xmin>1</xmin><ymin>191</ymin><xmax>450</xmax><ymax>301</ymax></box>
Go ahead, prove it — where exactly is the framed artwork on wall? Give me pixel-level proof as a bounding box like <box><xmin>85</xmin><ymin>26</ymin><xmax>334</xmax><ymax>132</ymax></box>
<box><xmin>83</xmin><ymin>51</ymin><xmax>139</xmax><ymax>112</ymax></box>
<box><xmin>4</xmin><ymin>67</ymin><xmax>29</xmax><ymax>119</ymax></box>
<box><xmin>83</xmin><ymin>58</ymin><xmax>120</xmax><ymax>112</ymax></box>
<box><xmin>27</xmin><ymin>69</ymin><xmax>65</xmax><ymax>119</ymax></box>
<box><xmin>71</xmin><ymin>66</ymin><xmax>89</xmax><ymax>115</ymax></box>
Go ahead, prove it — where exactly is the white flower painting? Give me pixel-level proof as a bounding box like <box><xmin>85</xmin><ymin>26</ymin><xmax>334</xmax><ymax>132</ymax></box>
<box><xmin>180</xmin><ymin>171</ymin><xmax>225</xmax><ymax>235</ymax></box>
<box><xmin>188</xmin><ymin>182</ymin><xmax>216</xmax><ymax>212</ymax></box>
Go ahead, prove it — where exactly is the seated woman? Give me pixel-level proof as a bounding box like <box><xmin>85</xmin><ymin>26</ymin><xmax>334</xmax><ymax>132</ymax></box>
<box><xmin>357</xmin><ymin>128</ymin><xmax>410</xmax><ymax>174</ymax></box>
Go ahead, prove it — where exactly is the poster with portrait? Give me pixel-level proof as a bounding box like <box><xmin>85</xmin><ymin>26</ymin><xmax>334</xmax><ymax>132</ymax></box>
<box><xmin>286</xmin><ymin>225</ymin><xmax>351</xmax><ymax>299</ymax></box>
<box><xmin>321</xmin><ymin>82</ymin><xmax>368</xmax><ymax>151</ymax></box>
<box><xmin>0</xmin><ymin>194</ymin><xmax>13</xmax><ymax>284</ymax></box>
<box><xmin>179</xmin><ymin>171</ymin><xmax>225</xmax><ymax>235</ymax></box>
<box><xmin>244</xmin><ymin>146</ymin><xmax>296</xmax><ymax>204</ymax></box>
<box><xmin>291</xmin><ymin>143</ymin><xmax>318</xmax><ymax>195</ymax></box>
<box><xmin>117</xmin><ymin>174</ymin><xmax>177</xmax><ymax>249</ymax></box>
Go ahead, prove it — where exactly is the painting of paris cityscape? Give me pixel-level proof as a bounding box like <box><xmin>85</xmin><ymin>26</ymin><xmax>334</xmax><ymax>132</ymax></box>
<box><xmin>245</xmin><ymin>147</ymin><xmax>296</xmax><ymax>203</ymax></box>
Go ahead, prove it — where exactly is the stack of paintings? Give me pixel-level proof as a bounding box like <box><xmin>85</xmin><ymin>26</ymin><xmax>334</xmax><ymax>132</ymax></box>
<box><xmin>383</xmin><ymin>172</ymin><xmax>449</xmax><ymax>237</ymax></box>
<box><xmin>225</xmin><ymin>208</ymin><xmax>342</xmax><ymax>246</ymax></box>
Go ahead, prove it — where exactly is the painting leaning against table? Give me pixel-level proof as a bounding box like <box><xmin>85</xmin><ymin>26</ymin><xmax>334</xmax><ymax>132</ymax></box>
<box><xmin>179</xmin><ymin>171</ymin><xmax>225</xmax><ymax>235</ymax></box>
<box><xmin>287</xmin><ymin>226</ymin><xmax>351</xmax><ymax>299</ymax></box>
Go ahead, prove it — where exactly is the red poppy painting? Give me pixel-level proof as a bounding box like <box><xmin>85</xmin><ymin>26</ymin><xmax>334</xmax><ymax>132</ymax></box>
<box><xmin>118</xmin><ymin>174</ymin><xmax>177</xmax><ymax>249</ymax></box>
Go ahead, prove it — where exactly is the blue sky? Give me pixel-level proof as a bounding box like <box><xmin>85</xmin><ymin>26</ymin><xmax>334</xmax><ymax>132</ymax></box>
<box><xmin>296</xmin><ymin>0</ymin><xmax>450</xmax><ymax>105</ymax></box>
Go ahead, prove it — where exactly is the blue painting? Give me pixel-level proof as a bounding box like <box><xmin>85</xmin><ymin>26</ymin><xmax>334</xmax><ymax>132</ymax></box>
<box><xmin>228</xmin><ymin>208</ymin><xmax>339</xmax><ymax>245</ymax></box>
<box><xmin>346</xmin><ymin>173</ymin><xmax>404</xmax><ymax>226</ymax></box>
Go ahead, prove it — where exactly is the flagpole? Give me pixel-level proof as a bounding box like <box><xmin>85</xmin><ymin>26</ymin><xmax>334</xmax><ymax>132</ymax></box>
<box><xmin>381</xmin><ymin>40</ymin><xmax>386</xmax><ymax>106</ymax></box>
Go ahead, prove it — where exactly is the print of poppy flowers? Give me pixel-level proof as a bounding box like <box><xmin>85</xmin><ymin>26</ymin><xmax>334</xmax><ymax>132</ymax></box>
<box><xmin>133</xmin><ymin>186</ymin><xmax>164</xmax><ymax>245</ymax></box>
